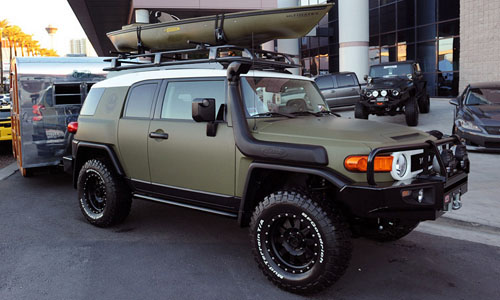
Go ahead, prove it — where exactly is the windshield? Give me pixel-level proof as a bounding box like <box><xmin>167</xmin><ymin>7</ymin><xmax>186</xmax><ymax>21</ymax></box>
<box><xmin>466</xmin><ymin>88</ymin><xmax>500</xmax><ymax>105</ymax></box>
<box><xmin>369</xmin><ymin>64</ymin><xmax>413</xmax><ymax>78</ymax></box>
<box><xmin>0</xmin><ymin>108</ymin><xmax>10</xmax><ymax>120</ymax></box>
<box><xmin>241</xmin><ymin>77</ymin><xmax>328</xmax><ymax>117</ymax></box>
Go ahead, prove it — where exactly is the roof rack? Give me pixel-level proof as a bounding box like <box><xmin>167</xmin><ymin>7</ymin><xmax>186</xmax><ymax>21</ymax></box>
<box><xmin>104</xmin><ymin>43</ymin><xmax>300</xmax><ymax>72</ymax></box>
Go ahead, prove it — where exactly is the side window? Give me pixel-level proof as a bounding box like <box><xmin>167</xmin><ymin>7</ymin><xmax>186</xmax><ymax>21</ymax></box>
<box><xmin>337</xmin><ymin>74</ymin><xmax>356</xmax><ymax>87</ymax></box>
<box><xmin>124</xmin><ymin>83</ymin><xmax>158</xmax><ymax>118</ymax></box>
<box><xmin>161</xmin><ymin>80</ymin><xmax>225</xmax><ymax>120</ymax></box>
<box><xmin>314</xmin><ymin>76</ymin><xmax>334</xmax><ymax>90</ymax></box>
<box><xmin>54</xmin><ymin>83</ymin><xmax>82</xmax><ymax>105</ymax></box>
<box><xmin>80</xmin><ymin>87</ymin><xmax>105</xmax><ymax>116</ymax></box>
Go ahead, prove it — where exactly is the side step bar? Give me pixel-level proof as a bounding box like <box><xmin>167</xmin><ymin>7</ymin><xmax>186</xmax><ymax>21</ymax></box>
<box><xmin>133</xmin><ymin>193</ymin><xmax>238</xmax><ymax>218</ymax></box>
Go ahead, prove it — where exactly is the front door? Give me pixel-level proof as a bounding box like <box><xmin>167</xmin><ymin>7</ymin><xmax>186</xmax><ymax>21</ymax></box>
<box><xmin>147</xmin><ymin>79</ymin><xmax>236</xmax><ymax>210</ymax></box>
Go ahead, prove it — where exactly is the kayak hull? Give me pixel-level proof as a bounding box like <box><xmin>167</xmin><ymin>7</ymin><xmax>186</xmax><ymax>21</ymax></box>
<box><xmin>107</xmin><ymin>4</ymin><xmax>333</xmax><ymax>52</ymax></box>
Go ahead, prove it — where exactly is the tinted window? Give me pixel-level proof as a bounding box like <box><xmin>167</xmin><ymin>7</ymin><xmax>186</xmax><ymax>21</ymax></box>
<box><xmin>370</xmin><ymin>64</ymin><xmax>413</xmax><ymax>77</ymax></box>
<box><xmin>466</xmin><ymin>88</ymin><xmax>500</xmax><ymax>105</ymax></box>
<box><xmin>54</xmin><ymin>83</ymin><xmax>81</xmax><ymax>105</ymax></box>
<box><xmin>80</xmin><ymin>88</ymin><xmax>105</xmax><ymax>116</ymax></box>
<box><xmin>124</xmin><ymin>83</ymin><xmax>157</xmax><ymax>118</ymax></box>
<box><xmin>0</xmin><ymin>108</ymin><xmax>10</xmax><ymax>120</ymax></box>
<box><xmin>315</xmin><ymin>76</ymin><xmax>334</xmax><ymax>89</ymax></box>
<box><xmin>336</xmin><ymin>74</ymin><xmax>356</xmax><ymax>87</ymax></box>
<box><xmin>161</xmin><ymin>81</ymin><xmax>225</xmax><ymax>120</ymax></box>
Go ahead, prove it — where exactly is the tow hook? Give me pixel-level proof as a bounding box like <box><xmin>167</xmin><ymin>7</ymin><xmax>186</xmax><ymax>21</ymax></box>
<box><xmin>452</xmin><ymin>193</ymin><xmax>462</xmax><ymax>210</ymax></box>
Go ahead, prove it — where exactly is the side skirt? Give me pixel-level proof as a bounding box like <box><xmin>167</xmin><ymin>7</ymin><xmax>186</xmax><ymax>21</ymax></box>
<box><xmin>133</xmin><ymin>193</ymin><xmax>238</xmax><ymax>218</ymax></box>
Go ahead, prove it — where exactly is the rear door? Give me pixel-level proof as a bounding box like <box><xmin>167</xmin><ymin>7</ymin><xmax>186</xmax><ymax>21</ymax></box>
<box><xmin>117</xmin><ymin>80</ymin><xmax>160</xmax><ymax>182</ymax></box>
<box><xmin>315</xmin><ymin>75</ymin><xmax>336</xmax><ymax>107</ymax></box>
<box><xmin>334</xmin><ymin>73</ymin><xmax>360</xmax><ymax>106</ymax></box>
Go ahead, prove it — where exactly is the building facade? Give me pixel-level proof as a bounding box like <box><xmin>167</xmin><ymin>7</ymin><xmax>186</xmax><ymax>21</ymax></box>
<box><xmin>301</xmin><ymin>0</ymin><xmax>460</xmax><ymax>96</ymax></box>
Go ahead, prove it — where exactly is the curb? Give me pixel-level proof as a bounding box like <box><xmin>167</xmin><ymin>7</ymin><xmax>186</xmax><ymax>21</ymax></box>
<box><xmin>438</xmin><ymin>215</ymin><xmax>500</xmax><ymax>234</ymax></box>
<box><xmin>0</xmin><ymin>162</ymin><xmax>18</xmax><ymax>181</ymax></box>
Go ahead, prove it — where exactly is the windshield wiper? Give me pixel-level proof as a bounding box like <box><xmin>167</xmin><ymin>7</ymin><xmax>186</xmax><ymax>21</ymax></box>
<box><xmin>291</xmin><ymin>111</ymin><xmax>337</xmax><ymax>117</ymax></box>
<box><xmin>252</xmin><ymin>112</ymin><xmax>295</xmax><ymax>118</ymax></box>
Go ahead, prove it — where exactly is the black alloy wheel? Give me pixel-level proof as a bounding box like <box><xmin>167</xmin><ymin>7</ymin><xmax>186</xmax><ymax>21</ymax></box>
<box><xmin>77</xmin><ymin>159</ymin><xmax>132</xmax><ymax>227</ymax></box>
<box><xmin>250</xmin><ymin>190</ymin><xmax>352</xmax><ymax>294</ymax></box>
<box><xmin>83</xmin><ymin>170</ymin><xmax>107</xmax><ymax>215</ymax></box>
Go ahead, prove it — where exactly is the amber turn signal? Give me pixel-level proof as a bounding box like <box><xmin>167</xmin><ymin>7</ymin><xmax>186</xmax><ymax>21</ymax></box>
<box><xmin>344</xmin><ymin>155</ymin><xmax>393</xmax><ymax>172</ymax></box>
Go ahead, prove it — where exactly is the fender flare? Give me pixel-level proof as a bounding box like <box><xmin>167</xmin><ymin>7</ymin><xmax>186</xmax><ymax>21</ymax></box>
<box><xmin>72</xmin><ymin>141</ymin><xmax>125</xmax><ymax>188</ymax></box>
<box><xmin>237</xmin><ymin>162</ymin><xmax>352</xmax><ymax>226</ymax></box>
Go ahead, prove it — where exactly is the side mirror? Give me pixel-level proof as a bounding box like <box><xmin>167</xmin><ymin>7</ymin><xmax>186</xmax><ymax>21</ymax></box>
<box><xmin>449</xmin><ymin>98</ymin><xmax>459</xmax><ymax>106</ymax></box>
<box><xmin>363</xmin><ymin>75</ymin><xmax>368</xmax><ymax>81</ymax></box>
<box><xmin>192</xmin><ymin>98</ymin><xmax>216</xmax><ymax>122</ymax></box>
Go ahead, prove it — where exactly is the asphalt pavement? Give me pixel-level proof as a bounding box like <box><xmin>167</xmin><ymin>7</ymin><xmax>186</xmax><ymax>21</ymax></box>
<box><xmin>0</xmin><ymin>172</ymin><xmax>499</xmax><ymax>300</ymax></box>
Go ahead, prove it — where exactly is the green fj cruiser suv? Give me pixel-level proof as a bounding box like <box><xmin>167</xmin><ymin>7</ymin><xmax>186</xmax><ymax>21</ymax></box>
<box><xmin>66</xmin><ymin>46</ymin><xmax>469</xmax><ymax>294</ymax></box>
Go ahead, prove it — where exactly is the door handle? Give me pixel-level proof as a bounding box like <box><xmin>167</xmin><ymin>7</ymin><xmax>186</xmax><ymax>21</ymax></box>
<box><xmin>149</xmin><ymin>132</ymin><xmax>169</xmax><ymax>139</ymax></box>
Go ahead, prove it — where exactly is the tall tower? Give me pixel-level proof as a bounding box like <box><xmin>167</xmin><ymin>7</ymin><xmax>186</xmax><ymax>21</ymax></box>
<box><xmin>45</xmin><ymin>24</ymin><xmax>58</xmax><ymax>50</ymax></box>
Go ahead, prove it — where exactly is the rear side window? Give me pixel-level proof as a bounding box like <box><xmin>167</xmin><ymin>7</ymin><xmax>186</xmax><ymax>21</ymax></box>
<box><xmin>161</xmin><ymin>80</ymin><xmax>225</xmax><ymax>120</ymax></box>
<box><xmin>54</xmin><ymin>83</ymin><xmax>82</xmax><ymax>105</ymax></box>
<box><xmin>336</xmin><ymin>74</ymin><xmax>356</xmax><ymax>87</ymax></box>
<box><xmin>315</xmin><ymin>76</ymin><xmax>334</xmax><ymax>90</ymax></box>
<box><xmin>80</xmin><ymin>88</ymin><xmax>105</xmax><ymax>116</ymax></box>
<box><xmin>124</xmin><ymin>83</ymin><xmax>158</xmax><ymax>118</ymax></box>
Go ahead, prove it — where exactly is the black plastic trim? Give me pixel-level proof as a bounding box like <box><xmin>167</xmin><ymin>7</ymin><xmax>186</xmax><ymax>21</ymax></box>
<box><xmin>227</xmin><ymin>62</ymin><xmax>329</xmax><ymax>166</ymax></box>
<box><xmin>238</xmin><ymin>162</ymin><xmax>352</xmax><ymax>226</ymax></box>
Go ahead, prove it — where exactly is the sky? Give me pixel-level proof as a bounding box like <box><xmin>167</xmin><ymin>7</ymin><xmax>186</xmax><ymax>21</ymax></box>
<box><xmin>1</xmin><ymin>0</ymin><xmax>96</xmax><ymax>56</ymax></box>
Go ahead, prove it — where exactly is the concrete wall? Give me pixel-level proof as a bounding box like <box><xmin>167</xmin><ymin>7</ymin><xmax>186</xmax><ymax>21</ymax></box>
<box><xmin>460</xmin><ymin>0</ymin><xmax>500</xmax><ymax>91</ymax></box>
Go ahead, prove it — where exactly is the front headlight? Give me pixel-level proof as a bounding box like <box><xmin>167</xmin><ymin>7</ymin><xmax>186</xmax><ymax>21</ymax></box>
<box><xmin>395</xmin><ymin>155</ymin><xmax>407</xmax><ymax>177</ymax></box>
<box><xmin>365</xmin><ymin>90</ymin><xmax>373</xmax><ymax>97</ymax></box>
<box><xmin>392</xmin><ymin>89</ymin><xmax>400</xmax><ymax>96</ymax></box>
<box><xmin>381</xmin><ymin>90</ymin><xmax>388</xmax><ymax>97</ymax></box>
<box><xmin>372</xmin><ymin>90</ymin><xmax>379</xmax><ymax>97</ymax></box>
<box><xmin>457</xmin><ymin>119</ymin><xmax>482</xmax><ymax>132</ymax></box>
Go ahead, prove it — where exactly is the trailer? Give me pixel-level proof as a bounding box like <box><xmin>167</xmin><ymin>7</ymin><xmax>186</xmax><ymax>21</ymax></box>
<box><xmin>10</xmin><ymin>57</ymin><xmax>108</xmax><ymax>176</ymax></box>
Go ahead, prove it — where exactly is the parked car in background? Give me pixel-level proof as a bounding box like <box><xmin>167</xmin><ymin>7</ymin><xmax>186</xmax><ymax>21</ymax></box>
<box><xmin>451</xmin><ymin>82</ymin><xmax>500</xmax><ymax>150</ymax></box>
<box><xmin>0</xmin><ymin>102</ymin><xmax>11</xmax><ymax>141</ymax></box>
<box><xmin>356</xmin><ymin>61</ymin><xmax>430</xmax><ymax>126</ymax></box>
<box><xmin>314</xmin><ymin>72</ymin><xmax>361</xmax><ymax>108</ymax></box>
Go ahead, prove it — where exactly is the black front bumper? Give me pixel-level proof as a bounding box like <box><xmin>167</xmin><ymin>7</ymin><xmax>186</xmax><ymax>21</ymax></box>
<box><xmin>338</xmin><ymin>172</ymin><xmax>467</xmax><ymax>220</ymax></box>
<box><xmin>360</xmin><ymin>94</ymin><xmax>409</xmax><ymax>113</ymax></box>
<box><xmin>337</xmin><ymin>135</ymin><xmax>469</xmax><ymax>221</ymax></box>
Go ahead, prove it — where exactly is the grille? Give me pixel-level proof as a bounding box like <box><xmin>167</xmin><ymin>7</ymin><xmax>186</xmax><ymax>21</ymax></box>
<box><xmin>484</xmin><ymin>126</ymin><xmax>500</xmax><ymax>135</ymax></box>
<box><xmin>0</xmin><ymin>123</ymin><xmax>11</xmax><ymax>128</ymax></box>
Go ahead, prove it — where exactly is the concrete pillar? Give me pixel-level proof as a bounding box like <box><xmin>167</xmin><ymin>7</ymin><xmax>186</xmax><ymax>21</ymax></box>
<box><xmin>277</xmin><ymin>0</ymin><xmax>300</xmax><ymax>75</ymax></box>
<box><xmin>339</xmin><ymin>0</ymin><xmax>369</xmax><ymax>81</ymax></box>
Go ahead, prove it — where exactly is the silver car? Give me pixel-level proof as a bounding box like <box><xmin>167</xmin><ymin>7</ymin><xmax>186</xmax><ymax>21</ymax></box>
<box><xmin>315</xmin><ymin>72</ymin><xmax>361</xmax><ymax>108</ymax></box>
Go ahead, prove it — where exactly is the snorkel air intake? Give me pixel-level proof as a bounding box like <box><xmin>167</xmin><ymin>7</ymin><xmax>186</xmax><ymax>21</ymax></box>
<box><xmin>226</xmin><ymin>62</ymin><xmax>328</xmax><ymax>165</ymax></box>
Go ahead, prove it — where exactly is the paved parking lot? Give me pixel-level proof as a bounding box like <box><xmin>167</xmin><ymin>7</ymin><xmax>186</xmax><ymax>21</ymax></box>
<box><xmin>0</xmin><ymin>172</ymin><xmax>499</xmax><ymax>300</ymax></box>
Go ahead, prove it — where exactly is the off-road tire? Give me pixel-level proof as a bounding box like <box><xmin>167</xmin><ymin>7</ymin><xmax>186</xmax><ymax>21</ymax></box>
<box><xmin>249</xmin><ymin>190</ymin><xmax>352</xmax><ymax>294</ymax></box>
<box><xmin>354</xmin><ymin>102</ymin><xmax>368</xmax><ymax>119</ymax></box>
<box><xmin>405</xmin><ymin>97</ymin><xmax>419</xmax><ymax>126</ymax></box>
<box><xmin>418</xmin><ymin>94</ymin><xmax>430</xmax><ymax>114</ymax></box>
<box><xmin>361</xmin><ymin>219</ymin><xmax>419</xmax><ymax>242</ymax></box>
<box><xmin>77</xmin><ymin>159</ymin><xmax>131</xmax><ymax>227</ymax></box>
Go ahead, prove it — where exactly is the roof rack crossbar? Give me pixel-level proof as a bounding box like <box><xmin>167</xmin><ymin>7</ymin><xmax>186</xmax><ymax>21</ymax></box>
<box><xmin>103</xmin><ymin>44</ymin><xmax>300</xmax><ymax>72</ymax></box>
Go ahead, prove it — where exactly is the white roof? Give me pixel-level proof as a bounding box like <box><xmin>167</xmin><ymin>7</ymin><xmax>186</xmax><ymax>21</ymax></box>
<box><xmin>93</xmin><ymin>68</ymin><xmax>313</xmax><ymax>88</ymax></box>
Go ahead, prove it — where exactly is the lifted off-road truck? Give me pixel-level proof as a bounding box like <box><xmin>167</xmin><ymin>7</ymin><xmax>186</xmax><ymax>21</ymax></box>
<box><xmin>356</xmin><ymin>61</ymin><xmax>430</xmax><ymax>126</ymax></box>
<box><xmin>66</xmin><ymin>46</ymin><xmax>469</xmax><ymax>294</ymax></box>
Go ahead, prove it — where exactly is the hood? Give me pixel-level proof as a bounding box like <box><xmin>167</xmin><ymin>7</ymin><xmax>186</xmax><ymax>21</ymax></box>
<box><xmin>466</xmin><ymin>105</ymin><xmax>500</xmax><ymax>124</ymax></box>
<box><xmin>366</xmin><ymin>77</ymin><xmax>412</xmax><ymax>91</ymax></box>
<box><xmin>251</xmin><ymin>116</ymin><xmax>431</xmax><ymax>150</ymax></box>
